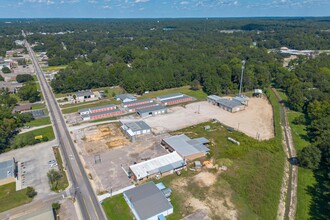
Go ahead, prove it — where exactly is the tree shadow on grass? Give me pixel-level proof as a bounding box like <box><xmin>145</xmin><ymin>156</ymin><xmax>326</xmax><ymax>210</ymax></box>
<box><xmin>307</xmin><ymin>168</ymin><xmax>330</xmax><ymax>220</ymax></box>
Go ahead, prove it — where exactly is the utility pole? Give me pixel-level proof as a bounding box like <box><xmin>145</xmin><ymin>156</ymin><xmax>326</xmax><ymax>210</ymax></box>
<box><xmin>239</xmin><ymin>60</ymin><xmax>246</xmax><ymax>97</ymax></box>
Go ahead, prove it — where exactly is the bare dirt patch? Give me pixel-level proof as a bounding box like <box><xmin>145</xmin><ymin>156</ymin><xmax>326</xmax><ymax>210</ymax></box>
<box><xmin>171</xmin><ymin>171</ymin><xmax>238</xmax><ymax>220</ymax></box>
<box><xmin>193</xmin><ymin>172</ymin><xmax>217</xmax><ymax>187</ymax></box>
<box><xmin>82</xmin><ymin>123</ymin><xmax>129</xmax><ymax>154</ymax></box>
<box><xmin>145</xmin><ymin>97</ymin><xmax>274</xmax><ymax>140</ymax></box>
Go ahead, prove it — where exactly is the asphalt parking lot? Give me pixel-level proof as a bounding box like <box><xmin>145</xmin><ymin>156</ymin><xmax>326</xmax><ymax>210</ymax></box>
<box><xmin>0</xmin><ymin>140</ymin><xmax>58</xmax><ymax>199</ymax></box>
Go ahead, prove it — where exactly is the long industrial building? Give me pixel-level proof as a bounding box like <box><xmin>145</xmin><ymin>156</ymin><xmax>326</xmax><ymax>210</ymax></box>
<box><xmin>126</xmin><ymin>101</ymin><xmax>159</xmax><ymax>113</ymax></box>
<box><xmin>136</xmin><ymin>105</ymin><xmax>167</xmax><ymax>117</ymax></box>
<box><xmin>81</xmin><ymin>108</ymin><xmax>123</xmax><ymax>121</ymax></box>
<box><xmin>78</xmin><ymin>104</ymin><xmax>116</xmax><ymax>115</ymax></box>
<box><xmin>157</xmin><ymin>93</ymin><xmax>195</xmax><ymax>106</ymax></box>
<box><xmin>129</xmin><ymin>152</ymin><xmax>185</xmax><ymax>181</ymax></box>
<box><xmin>161</xmin><ymin>134</ymin><xmax>210</xmax><ymax>161</ymax></box>
<box><xmin>122</xmin><ymin>98</ymin><xmax>153</xmax><ymax>108</ymax></box>
<box><xmin>207</xmin><ymin>95</ymin><xmax>247</xmax><ymax>113</ymax></box>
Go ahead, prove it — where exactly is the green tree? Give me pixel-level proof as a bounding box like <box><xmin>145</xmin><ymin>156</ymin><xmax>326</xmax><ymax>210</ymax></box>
<box><xmin>26</xmin><ymin>187</ymin><xmax>37</xmax><ymax>198</ymax></box>
<box><xmin>18</xmin><ymin>82</ymin><xmax>41</xmax><ymax>103</ymax></box>
<box><xmin>1</xmin><ymin>66</ymin><xmax>11</xmax><ymax>73</ymax></box>
<box><xmin>48</xmin><ymin>169</ymin><xmax>62</xmax><ymax>190</ymax></box>
<box><xmin>298</xmin><ymin>146</ymin><xmax>322</xmax><ymax>170</ymax></box>
<box><xmin>16</xmin><ymin>74</ymin><xmax>34</xmax><ymax>83</ymax></box>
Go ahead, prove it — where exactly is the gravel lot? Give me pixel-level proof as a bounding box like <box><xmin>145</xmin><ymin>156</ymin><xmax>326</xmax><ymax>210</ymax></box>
<box><xmin>74</xmin><ymin>125</ymin><xmax>169</xmax><ymax>193</ymax></box>
<box><xmin>145</xmin><ymin>97</ymin><xmax>274</xmax><ymax>140</ymax></box>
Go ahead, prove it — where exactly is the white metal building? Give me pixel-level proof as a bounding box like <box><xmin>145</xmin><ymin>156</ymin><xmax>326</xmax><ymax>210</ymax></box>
<box><xmin>129</xmin><ymin>152</ymin><xmax>185</xmax><ymax>181</ymax></box>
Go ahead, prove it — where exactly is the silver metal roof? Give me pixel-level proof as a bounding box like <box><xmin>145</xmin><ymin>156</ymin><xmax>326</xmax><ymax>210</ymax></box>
<box><xmin>115</xmin><ymin>94</ymin><xmax>136</xmax><ymax>100</ymax></box>
<box><xmin>124</xmin><ymin>181</ymin><xmax>173</xmax><ymax>220</ymax></box>
<box><xmin>162</xmin><ymin>134</ymin><xmax>209</xmax><ymax>157</ymax></box>
<box><xmin>0</xmin><ymin>160</ymin><xmax>15</xmax><ymax>180</ymax></box>
<box><xmin>126</xmin><ymin>102</ymin><xmax>158</xmax><ymax>110</ymax></box>
<box><xmin>76</xmin><ymin>91</ymin><xmax>93</xmax><ymax>97</ymax></box>
<box><xmin>160</xmin><ymin>95</ymin><xmax>194</xmax><ymax>104</ymax></box>
<box><xmin>157</xmin><ymin>93</ymin><xmax>184</xmax><ymax>101</ymax></box>
<box><xmin>123</xmin><ymin>121</ymin><xmax>151</xmax><ymax>132</ymax></box>
<box><xmin>216</xmin><ymin>98</ymin><xmax>243</xmax><ymax>109</ymax></box>
<box><xmin>78</xmin><ymin>104</ymin><xmax>116</xmax><ymax>113</ymax></box>
<box><xmin>83</xmin><ymin>108</ymin><xmax>122</xmax><ymax>118</ymax></box>
<box><xmin>136</xmin><ymin>104</ymin><xmax>167</xmax><ymax>114</ymax></box>
<box><xmin>129</xmin><ymin>152</ymin><xmax>184</xmax><ymax>180</ymax></box>
<box><xmin>123</xmin><ymin>98</ymin><xmax>152</xmax><ymax>106</ymax></box>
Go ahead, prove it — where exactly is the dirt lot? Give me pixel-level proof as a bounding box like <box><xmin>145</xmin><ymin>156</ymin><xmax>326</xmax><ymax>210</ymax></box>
<box><xmin>74</xmin><ymin>123</ymin><xmax>169</xmax><ymax>192</ymax></box>
<box><xmin>145</xmin><ymin>97</ymin><xmax>274</xmax><ymax>140</ymax></box>
<box><xmin>171</xmin><ymin>170</ymin><xmax>238</xmax><ymax>220</ymax></box>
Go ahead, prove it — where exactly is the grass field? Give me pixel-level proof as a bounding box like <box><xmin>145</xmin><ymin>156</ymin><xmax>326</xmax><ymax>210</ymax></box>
<box><xmin>31</xmin><ymin>103</ymin><xmax>45</xmax><ymax>110</ymax></box>
<box><xmin>0</xmin><ymin>182</ymin><xmax>33</xmax><ymax>213</ymax></box>
<box><xmin>54</xmin><ymin>86</ymin><xmax>125</xmax><ymax>99</ymax></box>
<box><xmin>139</xmin><ymin>86</ymin><xmax>207</xmax><ymax>100</ymax></box>
<box><xmin>166</xmin><ymin>119</ymin><xmax>284</xmax><ymax>219</ymax></box>
<box><xmin>47</xmin><ymin>65</ymin><xmax>67</xmax><ymax>72</ymax></box>
<box><xmin>51</xmin><ymin>147</ymin><xmax>69</xmax><ymax>192</ymax></box>
<box><xmin>102</xmin><ymin>194</ymin><xmax>133</xmax><ymax>220</ymax></box>
<box><xmin>12</xmin><ymin>126</ymin><xmax>55</xmax><ymax>148</ymax></box>
<box><xmin>287</xmin><ymin>111</ymin><xmax>315</xmax><ymax>220</ymax></box>
<box><xmin>25</xmin><ymin>117</ymin><xmax>51</xmax><ymax>127</ymax></box>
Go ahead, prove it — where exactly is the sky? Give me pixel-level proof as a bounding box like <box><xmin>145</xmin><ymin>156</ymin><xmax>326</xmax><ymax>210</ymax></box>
<box><xmin>0</xmin><ymin>0</ymin><xmax>329</xmax><ymax>18</ymax></box>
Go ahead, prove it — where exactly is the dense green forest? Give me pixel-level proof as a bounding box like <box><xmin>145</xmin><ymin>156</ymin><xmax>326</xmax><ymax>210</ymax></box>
<box><xmin>275</xmin><ymin>54</ymin><xmax>330</xmax><ymax>219</ymax></box>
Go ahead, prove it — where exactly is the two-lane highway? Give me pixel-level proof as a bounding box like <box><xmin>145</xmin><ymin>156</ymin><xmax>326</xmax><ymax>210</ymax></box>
<box><xmin>25</xmin><ymin>39</ymin><xmax>106</xmax><ymax>220</ymax></box>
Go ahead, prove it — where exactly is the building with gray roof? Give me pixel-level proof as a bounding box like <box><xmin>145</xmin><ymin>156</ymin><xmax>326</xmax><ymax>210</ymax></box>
<box><xmin>0</xmin><ymin>159</ymin><xmax>16</xmax><ymax>186</ymax></box>
<box><xmin>121</xmin><ymin>121</ymin><xmax>151</xmax><ymax>141</ymax></box>
<box><xmin>207</xmin><ymin>95</ymin><xmax>246</xmax><ymax>113</ymax></box>
<box><xmin>123</xmin><ymin>181</ymin><xmax>173</xmax><ymax>220</ymax></box>
<box><xmin>157</xmin><ymin>93</ymin><xmax>195</xmax><ymax>106</ymax></box>
<box><xmin>78</xmin><ymin>104</ymin><xmax>116</xmax><ymax>115</ymax></box>
<box><xmin>122</xmin><ymin>98</ymin><xmax>153</xmax><ymax>108</ymax></box>
<box><xmin>136</xmin><ymin>105</ymin><xmax>167</xmax><ymax>118</ymax></box>
<box><xmin>126</xmin><ymin>101</ymin><xmax>159</xmax><ymax>113</ymax></box>
<box><xmin>0</xmin><ymin>81</ymin><xmax>23</xmax><ymax>93</ymax></box>
<box><xmin>115</xmin><ymin>94</ymin><xmax>137</xmax><ymax>103</ymax></box>
<box><xmin>161</xmin><ymin>134</ymin><xmax>210</xmax><ymax>161</ymax></box>
<box><xmin>75</xmin><ymin>90</ymin><xmax>96</xmax><ymax>103</ymax></box>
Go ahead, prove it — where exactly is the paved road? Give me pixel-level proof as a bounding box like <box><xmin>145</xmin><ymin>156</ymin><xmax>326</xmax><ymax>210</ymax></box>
<box><xmin>25</xmin><ymin>39</ymin><xmax>106</xmax><ymax>220</ymax></box>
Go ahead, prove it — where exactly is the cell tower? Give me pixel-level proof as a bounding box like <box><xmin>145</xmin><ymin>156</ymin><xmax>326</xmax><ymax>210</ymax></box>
<box><xmin>238</xmin><ymin>60</ymin><xmax>246</xmax><ymax>97</ymax></box>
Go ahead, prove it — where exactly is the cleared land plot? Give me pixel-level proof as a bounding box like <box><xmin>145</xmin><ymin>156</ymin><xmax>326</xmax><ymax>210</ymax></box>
<box><xmin>31</xmin><ymin>103</ymin><xmax>46</xmax><ymax>110</ymax></box>
<box><xmin>11</xmin><ymin>126</ymin><xmax>55</xmax><ymax>148</ymax></box>
<box><xmin>0</xmin><ymin>141</ymin><xmax>58</xmax><ymax>199</ymax></box>
<box><xmin>105</xmin><ymin>120</ymin><xmax>283</xmax><ymax>219</ymax></box>
<box><xmin>0</xmin><ymin>182</ymin><xmax>33</xmax><ymax>213</ymax></box>
<box><xmin>74</xmin><ymin>123</ymin><xmax>168</xmax><ymax>192</ymax></box>
<box><xmin>145</xmin><ymin>98</ymin><xmax>274</xmax><ymax>140</ymax></box>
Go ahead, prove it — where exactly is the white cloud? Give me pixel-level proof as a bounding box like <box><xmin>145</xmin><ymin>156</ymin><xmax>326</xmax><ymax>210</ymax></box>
<box><xmin>180</xmin><ymin>1</ymin><xmax>189</xmax><ymax>5</ymax></box>
<box><xmin>135</xmin><ymin>0</ymin><xmax>150</xmax><ymax>3</ymax></box>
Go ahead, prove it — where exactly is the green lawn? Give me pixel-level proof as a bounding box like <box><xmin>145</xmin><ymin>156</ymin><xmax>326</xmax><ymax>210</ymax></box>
<box><xmin>11</xmin><ymin>126</ymin><xmax>55</xmax><ymax>150</ymax></box>
<box><xmin>0</xmin><ymin>182</ymin><xmax>33</xmax><ymax>213</ymax></box>
<box><xmin>18</xmin><ymin>126</ymin><xmax>55</xmax><ymax>140</ymax></box>
<box><xmin>287</xmin><ymin>111</ymin><xmax>316</xmax><ymax>220</ymax></box>
<box><xmin>25</xmin><ymin>117</ymin><xmax>51</xmax><ymax>127</ymax></box>
<box><xmin>140</xmin><ymin>86</ymin><xmax>207</xmax><ymax>100</ymax></box>
<box><xmin>102</xmin><ymin>194</ymin><xmax>133</xmax><ymax>220</ymax></box>
<box><xmin>31</xmin><ymin>103</ymin><xmax>45</xmax><ymax>110</ymax></box>
<box><xmin>47</xmin><ymin>65</ymin><xmax>67</xmax><ymax>72</ymax></box>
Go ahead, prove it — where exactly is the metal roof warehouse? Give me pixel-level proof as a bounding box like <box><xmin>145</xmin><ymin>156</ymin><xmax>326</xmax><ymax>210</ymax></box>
<box><xmin>129</xmin><ymin>152</ymin><xmax>185</xmax><ymax>181</ymax></box>
<box><xmin>123</xmin><ymin>181</ymin><xmax>173</xmax><ymax>220</ymax></box>
<box><xmin>161</xmin><ymin>134</ymin><xmax>210</xmax><ymax>160</ymax></box>
<box><xmin>136</xmin><ymin>105</ymin><xmax>167</xmax><ymax>117</ymax></box>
